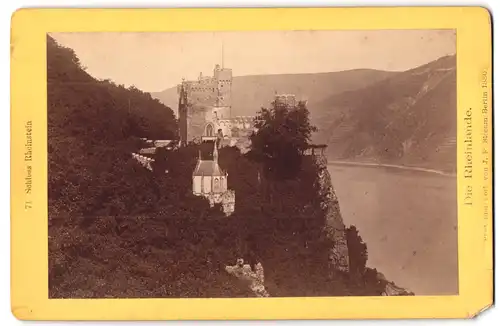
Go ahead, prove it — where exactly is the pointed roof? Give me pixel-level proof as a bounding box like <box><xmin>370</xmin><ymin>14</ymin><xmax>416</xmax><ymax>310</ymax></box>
<box><xmin>193</xmin><ymin>140</ymin><xmax>225</xmax><ymax>176</ymax></box>
<box><xmin>193</xmin><ymin>160</ymin><xmax>225</xmax><ymax>176</ymax></box>
<box><xmin>212</xmin><ymin>138</ymin><xmax>219</xmax><ymax>160</ymax></box>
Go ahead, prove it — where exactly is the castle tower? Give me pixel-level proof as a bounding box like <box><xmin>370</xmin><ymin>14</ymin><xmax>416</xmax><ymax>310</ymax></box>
<box><xmin>177</xmin><ymin>60</ymin><xmax>234</xmax><ymax>144</ymax></box>
<box><xmin>213</xmin><ymin>138</ymin><xmax>219</xmax><ymax>162</ymax></box>
<box><xmin>178</xmin><ymin>82</ymin><xmax>188</xmax><ymax>146</ymax></box>
<box><xmin>213</xmin><ymin>63</ymin><xmax>232</xmax><ymax>114</ymax></box>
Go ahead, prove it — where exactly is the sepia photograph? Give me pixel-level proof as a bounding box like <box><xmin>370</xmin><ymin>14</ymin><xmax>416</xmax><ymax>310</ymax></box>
<box><xmin>47</xmin><ymin>30</ymin><xmax>457</xmax><ymax>299</ymax></box>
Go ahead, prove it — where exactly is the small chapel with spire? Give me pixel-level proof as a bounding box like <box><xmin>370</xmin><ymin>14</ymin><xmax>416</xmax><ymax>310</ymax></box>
<box><xmin>192</xmin><ymin>140</ymin><xmax>235</xmax><ymax>216</ymax></box>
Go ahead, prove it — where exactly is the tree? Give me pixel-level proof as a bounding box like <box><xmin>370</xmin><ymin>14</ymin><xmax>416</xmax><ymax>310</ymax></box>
<box><xmin>345</xmin><ymin>225</ymin><xmax>368</xmax><ymax>277</ymax></box>
<box><xmin>47</xmin><ymin>35</ymin><xmax>178</xmax><ymax>217</ymax></box>
<box><xmin>249</xmin><ymin>99</ymin><xmax>317</xmax><ymax>180</ymax></box>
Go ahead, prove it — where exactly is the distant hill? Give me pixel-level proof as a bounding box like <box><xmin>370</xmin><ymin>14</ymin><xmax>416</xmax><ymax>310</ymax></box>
<box><xmin>152</xmin><ymin>56</ymin><xmax>456</xmax><ymax>172</ymax></box>
<box><xmin>151</xmin><ymin>69</ymin><xmax>396</xmax><ymax>117</ymax></box>
<box><xmin>311</xmin><ymin>55</ymin><xmax>457</xmax><ymax>172</ymax></box>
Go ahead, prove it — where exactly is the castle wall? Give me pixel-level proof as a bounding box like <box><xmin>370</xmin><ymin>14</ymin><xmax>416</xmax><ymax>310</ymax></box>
<box><xmin>206</xmin><ymin>190</ymin><xmax>236</xmax><ymax>216</ymax></box>
<box><xmin>215</xmin><ymin>68</ymin><xmax>232</xmax><ymax>81</ymax></box>
<box><xmin>204</xmin><ymin>108</ymin><xmax>232</xmax><ymax>137</ymax></box>
<box><xmin>184</xmin><ymin>105</ymin><xmax>205</xmax><ymax>142</ymax></box>
<box><xmin>180</xmin><ymin>66</ymin><xmax>232</xmax><ymax>110</ymax></box>
<box><xmin>184</xmin><ymin>80</ymin><xmax>219</xmax><ymax>107</ymax></box>
<box><xmin>222</xmin><ymin>175</ymin><xmax>228</xmax><ymax>191</ymax></box>
<box><xmin>275</xmin><ymin>94</ymin><xmax>297</xmax><ymax>107</ymax></box>
<box><xmin>205</xmin><ymin>118</ymin><xmax>232</xmax><ymax>139</ymax></box>
<box><xmin>203</xmin><ymin>176</ymin><xmax>212</xmax><ymax>193</ymax></box>
<box><xmin>131</xmin><ymin>153</ymin><xmax>154</xmax><ymax>171</ymax></box>
<box><xmin>179</xmin><ymin>65</ymin><xmax>234</xmax><ymax>142</ymax></box>
<box><xmin>185</xmin><ymin>110</ymin><xmax>252</xmax><ymax>143</ymax></box>
<box><xmin>178</xmin><ymin>65</ymin><xmax>254</xmax><ymax>154</ymax></box>
<box><xmin>193</xmin><ymin>176</ymin><xmax>202</xmax><ymax>193</ymax></box>
<box><xmin>211</xmin><ymin>106</ymin><xmax>231</xmax><ymax>120</ymax></box>
<box><xmin>194</xmin><ymin>174</ymin><xmax>230</xmax><ymax>194</ymax></box>
<box><xmin>214</xmin><ymin>68</ymin><xmax>232</xmax><ymax>107</ymax></box>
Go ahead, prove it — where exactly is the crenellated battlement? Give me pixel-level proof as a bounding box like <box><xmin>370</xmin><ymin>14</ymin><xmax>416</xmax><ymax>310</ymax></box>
<box><xmin>303</xmin><ymin>144</ymin><xmax>328</xmax><ymax>167</ymax></box>
<box><xmin>274</xmin><ymin>93</ymin><xmax>297</xmax><ymax>107</ymax></box>
<box><xmin>177</xmin><ymin>65</ymin><xmax>307</xmax><ymax>159</ymax></box>
<box><xmin>131</xmin><ymin>153</ymin><xmax>154</xmax><ymax>171</ymax></box>
<box><xmin>303</xmin><ymin>144</ymin><xmax>328</xmax><ymax>156</ymax></box>
<box><xmin>177</xmin><ymin>64</ymin><xmax>233</xmax><ymax>109</ymax></box>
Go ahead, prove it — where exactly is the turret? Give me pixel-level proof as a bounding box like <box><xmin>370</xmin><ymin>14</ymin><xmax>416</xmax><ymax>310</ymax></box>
<box><xmin>178</xmin><ymin>83</ymin><xmax>188</xmax><ymax>146</ymax></box>
<box><xmin>213</xmin><ymin>140</ymin><xmax>219</xmax><ymax>163</ymax></box>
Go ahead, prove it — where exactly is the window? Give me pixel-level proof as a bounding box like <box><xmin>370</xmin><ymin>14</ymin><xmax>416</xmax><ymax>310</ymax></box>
<box><xmin>205</xmin><ymin>124</ymin><xmax>214</xmax><ymax>137</ymax></box>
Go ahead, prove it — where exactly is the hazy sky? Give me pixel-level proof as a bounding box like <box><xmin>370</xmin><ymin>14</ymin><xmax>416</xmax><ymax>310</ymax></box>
<box><xmin>51</xmin><ymin>30</ymin><xmax>456</xmax><ymax>92</ymax></box>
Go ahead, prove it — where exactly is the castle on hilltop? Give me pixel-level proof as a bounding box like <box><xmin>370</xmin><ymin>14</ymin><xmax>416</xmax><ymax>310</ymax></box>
<box><xmin>178</xmin><ymin>64</ymin><xmax>260</xmax><ymax>152</ymax></box>
<box><xmin>178</xmin><ymin>63</ymin><xmax>252</xmax><ymax>150</ymax></box>
<box><xmin>177</xmin><ymin>62</ymin><xmax>302</xmax><ymax>216</ymax></box>
<box><xmin>177</xmin><ymin>63</ymin><xmax>301</xmax><ymax>152</ymax></box>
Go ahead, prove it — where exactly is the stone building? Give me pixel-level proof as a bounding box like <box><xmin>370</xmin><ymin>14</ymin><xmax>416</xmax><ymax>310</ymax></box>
<box><xmin>179</xmin><ymin>64</ymin><xmax>305</xmax><ymax>214</ymax></box>
<box><xmin>131</xmin><ymin>153</ymin><xmax>154</xmax><ymax>171</ymax></box>
<box><xmin>131</xmin><ymin>139</ymin><xmax>177</xmax><ymax>173</ymax></box>
<box><xmin>178</xmin><ymin>64</ymin><xmax>280</xmax><ymax>152</ymax></box>
<box><xmin>177</xmin><ymin>63</ymin><xmax>304</xmax><ymax>153</ymax></box>
<box><xmin>274</xmin><ymin>93</ymin><xmax>297</xmax><ymax>107</ymax></box>
<box><xmin>178</xmin><ymin>64</ymin><xmax>237</xmax><ymax>144</ymax></box>
<box><xmin>192</xmin><ymin>139</ymin><xmax>235</xmax><ymax>216</ymax></box>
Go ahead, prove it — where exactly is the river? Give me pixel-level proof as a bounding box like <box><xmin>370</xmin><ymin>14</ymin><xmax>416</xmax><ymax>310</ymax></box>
<box><xmin>328</xmin><ymin>162</ymin><xmax>458</xmax><ymax>295</ymax></box>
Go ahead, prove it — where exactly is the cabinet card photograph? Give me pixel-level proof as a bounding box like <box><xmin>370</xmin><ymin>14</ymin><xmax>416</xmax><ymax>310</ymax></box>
<box><xmin>47</xmin><ymin>29</ymin><xmax>457</xmax><ymax>299</ymax></box>
<box><xmin>11</xmin><ymin>8</ymin><xmax>492</xmax><ymax>320</ymax></box>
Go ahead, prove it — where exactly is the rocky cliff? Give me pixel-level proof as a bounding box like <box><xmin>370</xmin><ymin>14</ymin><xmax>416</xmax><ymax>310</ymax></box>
<box><xmin>312</xmin><ymin>153</ymin><xmax>350</xmax><ymax>273</ymax></box>
<box><xmin>225</xmin><ymin>259</ymin><xmax>270</xmax><ymax>297</ymax></box>
<box><xmin>311</xmin><ymin>55</ymin><xmax>456</xmax><ymax>172</ymax></box>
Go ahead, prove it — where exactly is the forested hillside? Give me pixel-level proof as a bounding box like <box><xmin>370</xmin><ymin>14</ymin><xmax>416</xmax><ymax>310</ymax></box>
<box><xmin>49</xmin><ymin>144</ymin><xmax>385</xmax><ymax>298</ymax></box>
<box><xmin>47</xmin><ymin>35</ymin><xmax>178</xmax><ymax>216</ymax></box>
